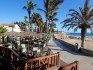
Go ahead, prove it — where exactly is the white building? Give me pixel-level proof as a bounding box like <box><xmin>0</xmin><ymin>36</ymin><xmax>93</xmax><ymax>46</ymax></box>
<box><xmin>0</xmin><ymin>24</ymin><xmax>21</xmax><ymax>32</ymax></box>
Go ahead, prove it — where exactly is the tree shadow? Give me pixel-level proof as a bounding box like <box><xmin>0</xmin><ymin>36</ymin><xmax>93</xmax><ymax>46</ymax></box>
<box><xmin>51</xmin><ymin>37</ymin><xmax>85</xmax><ymax>56</ymax></box>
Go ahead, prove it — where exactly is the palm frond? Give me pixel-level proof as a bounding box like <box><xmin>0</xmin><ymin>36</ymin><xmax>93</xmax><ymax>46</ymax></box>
<box><xmin>84</xmin><ymin>0</ymin><xmax>89</xmax><ymax>11</ymax></box>
<box><xmin>52</xmin><ymin>12</ymin><xmax>57</xmax><ymax>17</ymax></box>
<box><xmin>67</xmin><ymin>13</ymin><xmax>81</xmax><ymax>22</ymax></box>
<box><xmin>52</xmin><ymin>18</ymin><xmax>58</xmax><ymax>21</ymax></box>
<box><xmin>53</xmin><ymin>0</ymin><xmax>64</xmax><ymax>8</ymax></box>
<box><xmin>79</xmin><ymin>7</ymin><xmax>84</xmax><ymax>15</ymax></box>
<box><xmin>43</xmin><ymin>0</ymin><xmax>50</xmax><ymax>11</ymax></box>
<box><xmin>74</xmin><ymin>26</ymin><xmax>79</xmax><ymax>32</ymax></box>
<box><xmin>26</xmin><ymin>0</ymin><xmax>29</xmax><ymax>6</ymax></box>
<box><xmin>23</xmin><ymin>6</ymin><xmax>27</xmax><ymax>10</ymax></box>
<box><xmin>69</xmin><ymin>9</ymin><xmax>84</xmax><ymax>21</ymax></box>
<box><xmin>28</xmin><ymin>1</ymin><xmax>36</xmax><ymax>10</ymax></box>
<box><xmin>87</xmin><ymin>9</ymin><xmax>93</xmax><ymax>19</ymax></box>
<box><xmin>69</xmin><ymin>9</ymin><xmax>80</xmax><ymax>15</ymax></box>
<box><xmin>87</xmin><ymin>5</ymin><xmax>93</xmax><ymax>14</ymax></box>
<box><xmin>88</xmin><ymin>16</ymin><xmax>93</xmax><ymax>22</ymax></box>
<box><xmin>62</xmin><ymin>18</ymin><xmax>72</xmax><ymax>23</ymax></box>
<box><xmin>67</xmin><ymin>26</ymin><xmax>73</xmax><ymax>31</ymax></box>
<box><xmin>52</xmin><ymin>6</ymin><xmax>59</xmax><ymax>11</ymax></box>
<box><xmin>62</xmin><ymin>25</ymin><xmax>65</xmax><ymax>29</ymax></box>
<box><xmin>37</xmin><ymin>8</ymin><xmax>46</xmax><ymax>14</ymax></box>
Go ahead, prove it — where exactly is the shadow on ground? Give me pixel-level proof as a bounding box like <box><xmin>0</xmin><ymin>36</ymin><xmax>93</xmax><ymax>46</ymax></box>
<box><xmin>50</xmin><ymin>37</ymin><xmax>86</xmax><ymax>56</ymax></box>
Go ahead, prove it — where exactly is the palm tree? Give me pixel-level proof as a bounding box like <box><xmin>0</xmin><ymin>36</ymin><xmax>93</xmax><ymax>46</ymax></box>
<box><xmin>50</xmin><ymin>22</ymin><xmax>56</xmax><ymax>33</ymax></box>
<box><xmin>31</xmin><ymin>13</ymin><xmax>43</xmax><ymax>32</ymax></box>
<box><xmin>37</xmin><ymin>0</ymin><xmax>50</xmax><ymax>33</ymax></box>
<box><xmin>23</xmin><ymin>0</ymin><xmax>36</xmax><ymax>31</ymax></box>
<box><xmin>38</xmin><ymin>0</ymin><xmax>64</xmax><ymax>33</ymax></box>
<box><xmin>61</xmin><ymin>0</ymin><xmax>93</xmax><ymax>47</ymax></box>
<box><xmin>24</xmin><ymin>16</ymin><xmax>28</xmax><ymax>22</ymax></box>
<box><xmin>41</xmin><ymin>22</ymin><xmax>46</xmax><ymax>32</ymax></box>
<box><xmin>48</xmin><ymin>12</ymin><xmax>58</xmax><ymax>33</ymax></box>
<box><xmin>24</xmin><ymin>16</ymin><xmax>29</xmax><ymax>30</ymax></box>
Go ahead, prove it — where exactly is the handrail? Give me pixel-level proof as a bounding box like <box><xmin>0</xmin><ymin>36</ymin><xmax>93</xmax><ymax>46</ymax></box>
<box><xmin>27</xmin><ymin>53</ymin><xmax>59</xmax><ymax>62</ymax></box>
<box><xmin>62</xmin><ymin>61</ymin><xmax>79</xmax><ymax>70</ymax></box>
<box><xmin>0</xmin><ymin>47</ymin><xmax>60</xmax><ymax>70</ymax></box>
<box><xmin>0</xmin><ymin>47</ymin><xmax>24</xmax><ymax>60</ymax></box>
<box><xmin>8</xmin><ymin>48</ymin><xmax>24</xmax><ymax>60</ymax></box>
<box><xmin>0</xmin><ymin>47</ymin><xmax>26</xmax><ymax>70</ymax></box>
<box><xmin>25</xmin><ymin>52</ymin><xmax>60</xmax><ymax>70</ymax></box>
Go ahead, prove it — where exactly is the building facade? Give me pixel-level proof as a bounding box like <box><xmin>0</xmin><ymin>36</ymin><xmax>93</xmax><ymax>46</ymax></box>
<box><xmin>0</xmin><ymin>24</ymin><xmax>21</xmax><ymax>32</ymax></box>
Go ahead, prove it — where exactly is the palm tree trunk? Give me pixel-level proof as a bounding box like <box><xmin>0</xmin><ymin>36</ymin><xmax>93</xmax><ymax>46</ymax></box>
<box><xmin>46</xmin><ymin>13</ymin><xmax>49</xmax><ymax>33</ymax></box>
<box><xmin>36</xmin><ymin>26</ymin><xmax>38</xmax><ymax>33</ymax></box>
<box><xmin>35</xmin><ymin>26</ymin><xmax>36</xmax><ymax>32</ymax></box>
<box><xmin>46</xmin><ymin>19</ymin><xmax>48</xmax><ymax>33</ymax></box>
<box><xmin>49</xmin><ymin>20</ymin><xmax>51</xmax><ymax>34</ymax></box>
<box><xmin>29</xmin><ymin>13</ymin><xmax>30</xmax><ymax>23</ymax></box>
<box><xmin>40</xmin><ymin>27</ymin><xmax>43</xmax><ymax>33</ymax></box>
<box><xmin>40</xmin><ymin>26</ymin><xmax>41</xmax><ymax>32</ymax></box>
<box><xmin>81</xmin><ymin>27</ymin><xmax>87</xmax><ymax>48</ymax></box>
<box><xmin>28</xmin><ymin>13</ymin><xmax>30</xmax><ymax>30</ymax></box>
<box><xmin>28</xmin><ymin>11</ymin><xmax>32</xmax><ymax>31</ymax></box>
<box><xmin>39</xmin><ymin>26</ymin><xmax>40</xmax><ymax>33</ymax></box>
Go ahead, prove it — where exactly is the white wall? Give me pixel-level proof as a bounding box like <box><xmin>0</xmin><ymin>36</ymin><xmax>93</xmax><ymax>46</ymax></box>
<box><xmin>3</xmin><ymin>24</ymin><xmax>21</xmax><ymax>32</ymax></box>
<box><xmin>4</xmin><ymin>26</ymin><xmax>12</xmax><ymax>32</ymax></box>
<box><xmin>13</xmin><ymin>24</ymin><xmax>21</xmax><ymax>32</ymax></box>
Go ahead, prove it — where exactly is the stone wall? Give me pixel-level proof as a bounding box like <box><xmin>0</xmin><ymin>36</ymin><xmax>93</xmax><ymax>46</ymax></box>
<box><xmin>80</xmin><ymin>48</ymin><xmax>93</xmax><ymax>57</ymax></box>
<box><xmin>56</xmin><ymin>38</ymin><xmax>76</xmax><ymax>51</ymax></box>
<box><xmin>56</xmin><ymin>38</ymin><xmax>93</xmax><ymax>57</ymax></box>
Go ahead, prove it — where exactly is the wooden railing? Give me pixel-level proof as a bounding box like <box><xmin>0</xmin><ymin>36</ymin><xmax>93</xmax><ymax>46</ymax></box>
<box><xmin>62</xmin><ymin>61</ymin><xmax>79</xmax><ymax>70</ymax></box>
<box><xmin>25</xmin><ymin>52</ymin><xmax>60</xmax><ymax>70</ymax></box>
<box><xmin>0</xmin><ymin>47</ymin><xmax>60</xmax><ymax>70</ymax></box>
<box><xmin>0</xmin><ymin>47</ymin><xmax>26</xmax><ymax>70</ymax></box>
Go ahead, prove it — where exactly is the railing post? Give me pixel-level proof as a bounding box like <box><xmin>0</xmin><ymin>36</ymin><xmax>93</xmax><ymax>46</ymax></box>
<box><xmin>48</xmin><ymin>57</ymin><xmax>50</xmax><ymax>68</ymax></box>
<box><xmin>76</xmin><ymin>61</ymin><xmax>79</xmax><ymax>70</ymax></box>
<box><xmin>20</xmin><ymin>61</ymin><xmax>27</xmax><ymax>70</ymax></box>
<box><xmin>38</xmin><ymin>59</ymin><xmax>40</xmax><ymax>70</ymax></box>
<box><xmin>24</xmin><ymin>62</ymin><xmax>27</xmax><ymax>70</ymax></box>
<box><xmin>62</xmin><ymin>61</ymin><xmax>79</xmax><ymax>70</ymax></box>
<box><xmin>8</xmin><ymin>49</ymin><xmax>11</xmax><ymax>60</ymax></box>
<box><xmin>57</xmin><ymin>52</ymin><xmax>60</xmax><ymax>66</ymax></box>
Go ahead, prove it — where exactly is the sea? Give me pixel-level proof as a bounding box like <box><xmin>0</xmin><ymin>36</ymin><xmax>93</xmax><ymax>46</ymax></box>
<box><xmin>67</xmin><ymin>33</ymin><xmax>93</xmax><ymax>37</ymax></box>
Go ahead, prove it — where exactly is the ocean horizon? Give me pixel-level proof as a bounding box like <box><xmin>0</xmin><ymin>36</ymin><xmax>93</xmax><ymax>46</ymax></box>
<box><xmin>67</xmin><ymin>33</ymin><xmax>93</xmax><ymax>37</ymax></box>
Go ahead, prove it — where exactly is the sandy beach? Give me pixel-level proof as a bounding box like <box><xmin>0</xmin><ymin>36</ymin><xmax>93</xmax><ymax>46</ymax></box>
<box><xmin>54</xmin><ymin>33</ymin><xmax>93</xmax><ymax>51</ymax></box>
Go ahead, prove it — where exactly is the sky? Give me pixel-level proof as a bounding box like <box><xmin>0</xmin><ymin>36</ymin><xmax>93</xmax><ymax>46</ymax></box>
<box><xmin>0</xmin><ymin>0</ymin><xmax>93</xmax><ymax>33</ymax></box>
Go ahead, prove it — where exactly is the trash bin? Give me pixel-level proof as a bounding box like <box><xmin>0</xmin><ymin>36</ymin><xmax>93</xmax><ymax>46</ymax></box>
<box><xmin>75</xmin><ymin>43</ymin><xmax>80</xmax><ymax>52</ymax></box>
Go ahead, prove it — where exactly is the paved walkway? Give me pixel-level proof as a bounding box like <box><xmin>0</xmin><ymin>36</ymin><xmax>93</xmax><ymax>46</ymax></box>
<box><xmin>48</xmin><ymin>37</ymin><xmax>93</xmax><ymax>70</ymax></box>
